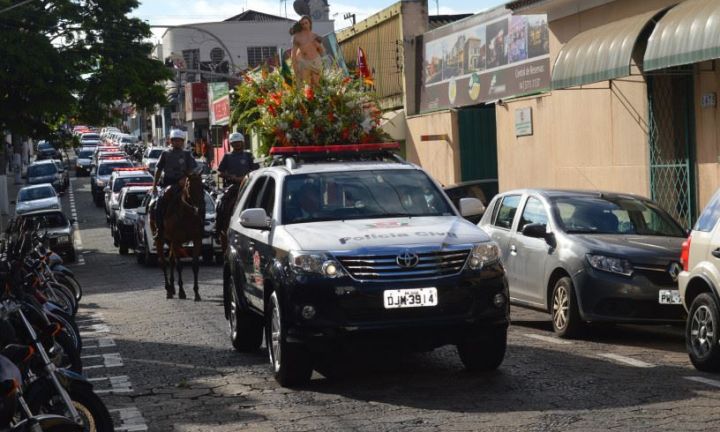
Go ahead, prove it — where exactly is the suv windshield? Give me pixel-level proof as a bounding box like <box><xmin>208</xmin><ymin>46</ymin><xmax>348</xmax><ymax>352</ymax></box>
<box><xmin>77</xmin><ymin>150</ymin><xmax>94</xmax><ymax>158</ymax></box>
<box><xmin>99</xmin><ymin>162</ymin><xmax>131</xmax><ymax>175</ymax></box>
<box><xmin>19</xmin><ymin>187</ymin><xmax>55</xmax><ymax>201</ymax></box>
<box><xmin>28</xmin><ymin>164</ymin><xmax>57</xmax><ymax>177</ymax></box>
<box><xmin>552</xmin><ymin>196</ymin><xmax>686</xmax><ymax>237</ymax></box>
<box><xmin>282</xmin><ymin>169</ymin><xmax>453</xmax><ymax>224</ymax></box>
<box><xmin>113</xmin><ymin>176</ymin><xmax>153</xmax><ymax>192</ymax></box>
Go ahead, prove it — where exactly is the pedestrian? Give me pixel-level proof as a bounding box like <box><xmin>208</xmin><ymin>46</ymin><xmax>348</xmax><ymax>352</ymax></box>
<box><xmin>218</xmin><ymin>132</ymin><xmax>257</xmax><ymax>186</ymax></box>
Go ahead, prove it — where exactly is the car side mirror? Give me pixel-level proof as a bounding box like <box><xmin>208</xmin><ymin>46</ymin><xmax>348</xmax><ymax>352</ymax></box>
<box><xmin>103</xmin><ymin>186</ymin><xmax>110</xmax><ymax>193</ymax></box>
<box><xmin>137</xmin><ymin>207</ymin><xmax>146</xmax><ymax>215</ymax></box>
<box><xmin>240</xmin><ymin>208</ymin><xmax>271</xmax><ymax>230</ymax></box>
<box><xmin>522</xmin><ymin>223</ymin><xmax>551</xmax><ymax>239</ymax></box>
<box><xmin>111</xmin><ymin>203</ymin><xmax>119</xmax><ymax>210</ymax></box>
<box><xmin>459</xmin><ymin>197</ymin><xmax>486</xmax><ymax>217</ymax></box>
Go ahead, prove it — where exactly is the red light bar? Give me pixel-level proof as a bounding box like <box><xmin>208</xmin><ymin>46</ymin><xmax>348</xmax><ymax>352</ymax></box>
<box><xmin>101</xmin><ymin>157</ymin><xmax>128</xmax><ymax>161</ymax></box>
<box><xmin>269</xmin><ymin>143</ymin><xmax>400</xmax><ymax>155</ymax></box>
<box><xmin>124</xmin><ymin>183</ymin><xmax>153</xmax><ymax>187</ymax></box>
<box><xmin>113</xmin><ymin>167</ymin><xmax>145</xmax><ymax>172</ymax></box>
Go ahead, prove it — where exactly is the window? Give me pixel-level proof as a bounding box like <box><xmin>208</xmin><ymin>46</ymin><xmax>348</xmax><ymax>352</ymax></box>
<box><xmin>259</xmin><ymin>178</ymin><xmax>276</xmax><ymax>217</ymax></box>
<box><xmin>247</xmin><ymin>46</ymin><xmax>277</xmax><ymax>68</ymax></box>
<box><xmin>695</xmin><ymin>190</ymin><xmax>720</xmax><ymax>232</ymax></box>
<box><xmin>123</xmin><ymin>192</ymin><xmax>145</xmax><ymax>209</ymax></box>
<box><xmin>519</xmin><ymin>197</ymin><xmax>548</xmax><ymax>230</ymax></box>
<box><xmin>243</xmin><ymin>176</ymin><xmax>268</xmax><ymax>210</ymax></box>
<box><xmin>493</xmin><ymin>195</ymin><xmax>521</xmax><ymax>229</ymax></box>
<box><xmin>182</xmin><ymin>49</ymin><xmax>200</xmax><ymax>82</ymax></box>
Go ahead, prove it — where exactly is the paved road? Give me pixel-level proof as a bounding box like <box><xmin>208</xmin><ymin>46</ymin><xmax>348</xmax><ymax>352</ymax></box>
<box><xmin>59</xmin><ymin>174</ymin><xmax>720</xmax><ymax>431</ymax></box>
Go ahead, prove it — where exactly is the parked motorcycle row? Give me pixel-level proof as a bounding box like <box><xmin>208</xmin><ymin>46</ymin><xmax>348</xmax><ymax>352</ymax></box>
<box><xmin>0</xmin><ymin>221</ymin><xmax>113</xmax><ymax>431</ymax></box>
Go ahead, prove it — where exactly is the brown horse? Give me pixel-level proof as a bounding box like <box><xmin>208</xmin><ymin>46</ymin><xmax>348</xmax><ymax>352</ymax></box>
<box><xmin>155</xmin><ymin>172</ymin><xmax>204</xmax><ymax>301</ymax></box>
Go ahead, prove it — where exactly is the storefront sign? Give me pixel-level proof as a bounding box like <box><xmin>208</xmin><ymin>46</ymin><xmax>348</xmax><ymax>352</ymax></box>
<box><xmin>185</xmin><ymin>83</ymin><xmax>208</xmax><ymax>120</ymax></box>
<box><xmin>701</xmin><ymin>92</ymin><xmax>717</xmax><ymax>108</ymax></box>
<box><xmin>208</xmin><ymin>82</ymin><xmax>230</xmax><ymax>126</ymax></box>
<box><xmin>515</xmin><ymin>107</ymin><xmax>533</xmax><ymax>136</ymax></box>
<box><xmin>420</xmin><ymin>11</ymin><xmax>550</xmax><ymax>112</ymax></box>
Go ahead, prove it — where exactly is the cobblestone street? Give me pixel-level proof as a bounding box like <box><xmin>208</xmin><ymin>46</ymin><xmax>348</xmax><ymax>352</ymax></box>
<box><xmin>48</xmin><ymin>174</ymin><xmax>720</xmax><ymax>431</ymax></box>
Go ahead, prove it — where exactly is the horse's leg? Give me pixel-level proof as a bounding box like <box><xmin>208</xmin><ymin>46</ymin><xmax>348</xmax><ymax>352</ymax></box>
<box><xmin>192</xmin><ymin>239</ymin><xmax>201</xmax><ymax>302</ymax></box>
<box><xmin>158</xmin><ymin>239</ymin><xmax>173</xmax><ymax>299</ymax></box>
<box><xmin>177</xmin><ymin>246</ymin><xmax>186</xmax><ymax>300</ymax></box>
<box><xmin>168</xmin><ymin>247</ymin><xmax>176</xmax><ymax>298</ymax></box>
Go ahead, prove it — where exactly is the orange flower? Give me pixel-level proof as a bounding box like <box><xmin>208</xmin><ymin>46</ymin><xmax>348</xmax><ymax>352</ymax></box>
<box><xmin>256</xmin><ymin>97</ymin><xmax>265</xmax><ymax>105</ymax></box>
<box><xmin>304</xmin><ymin>86</ymin><xmax>315</xmax><ymax>101</ymax></box>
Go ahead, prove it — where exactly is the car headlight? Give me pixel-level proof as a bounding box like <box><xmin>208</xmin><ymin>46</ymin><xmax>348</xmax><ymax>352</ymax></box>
<box><xmin>288</xmin><ymin>251</ymin><xmax>343</xmax><ymax>278</ymax></box>
<box><xmin>586</xmin><ymin>254</ymin><xmax>633</xmax><ymax>276</ymax></box>
<box><xmin>467</xmin><ymin>243</ymin><xmax>500</xmax><ymax>270</ymax></box>
<box><xmin>55</xmin><ymin>235</ymin><xmax>71</xmax><ymax>245</ymax></box>
<box><xmin>96</xmin><ymin>180</ymin><xmax>105</xmax><ymax>187</ymax></box>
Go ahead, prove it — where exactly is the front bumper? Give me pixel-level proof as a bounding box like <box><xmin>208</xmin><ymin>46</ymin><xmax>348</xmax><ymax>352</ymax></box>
<box><xmin>281</xmin><ymin>264</ymin><xmax>510</xmax><ymax>352</ymax></box>
<box><xmin>574</xmin><ymin>266</ymin><xmax>686</xmax><ymax>323</ymax></box>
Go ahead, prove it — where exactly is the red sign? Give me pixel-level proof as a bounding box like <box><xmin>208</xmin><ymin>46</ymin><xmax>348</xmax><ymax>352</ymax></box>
<box><xmin>185</xmin><ymin>83</ymin><xmax>208</xmax><ymax>113</ymax></box>
<box><xmin>212</xmin><ymin>99</ymin><xmax>230</xmax><ymax>123</ymax></box>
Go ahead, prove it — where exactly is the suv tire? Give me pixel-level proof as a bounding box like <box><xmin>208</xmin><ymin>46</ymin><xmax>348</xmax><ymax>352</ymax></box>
<box><xmin>551</xmin><ymin>276</ymin><xmax>584</xmax><ymax>338</ymax></box>
<box><xmin>266</xmin><ymin>291</ymin><xmax>312</xmax><ymax>387</ymax></box>
<box><xmin>229</xmin><ymin>275</ymin><xmax>263</xmax><ymax>352</ymax></box>
<box><xmin>687</xmin><ymin>293</ymin><xmax>720</xmax><ymax>371</ymax></box>
<box><xmin>457</xmin><ymin>327</ymin><xmax>507</xmax><ymax>372</ymax></box>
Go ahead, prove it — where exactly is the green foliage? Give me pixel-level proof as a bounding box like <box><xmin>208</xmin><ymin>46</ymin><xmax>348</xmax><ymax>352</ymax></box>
<box><xmin>0</xmin><ymin>0</ymin><xmax>171</xmax><ymax>138</ymax></box>
<box><xmin>230</xmin><ymin>67</ymin><xmax>389</xmax><ymax>157</ymax></box>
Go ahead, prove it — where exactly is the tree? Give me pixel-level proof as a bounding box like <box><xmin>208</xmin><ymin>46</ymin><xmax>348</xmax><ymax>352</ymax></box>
<box><xmin>0</xmin><ymin>0</ymin><xmax>171</xmax><ymax>137</ymax></box>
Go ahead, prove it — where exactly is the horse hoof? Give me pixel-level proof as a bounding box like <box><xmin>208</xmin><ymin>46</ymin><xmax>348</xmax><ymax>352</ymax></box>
<box><xmin>166</xmin><ymin>292</ymin><xmax>174</xmax><ymax>299</ymax></box>
<box><xmin>179</xmin><ymin>291</ymin><xmax>187</xmax><ymax>300</ymax></box>
<box><xmin>194</xmin><ymin>295</ymin><xmax>201</xmax><ymax>302</ymax></box>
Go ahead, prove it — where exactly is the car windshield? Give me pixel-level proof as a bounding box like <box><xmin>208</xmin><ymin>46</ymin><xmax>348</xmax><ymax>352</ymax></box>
<box><xmin>23</xmin><ymin>212</ymin><xmax>68</xmax><ymax>229</ymax></box>
<box><xmin>123</xmin><ymin>192</ymin><xmax>146</xmax><ymax>209</ymax></box>
<box><xmin>99</xmin><ymin>162</ymin><xmax>131</xmax><ymax>175</ymax></box>
<box><xmin>82</xmin><ymin>134</ymin><xmax>100</xmax><ymax>140</ymax></box>
<box><xmin>77</xmin><ymin>150</ymin><xmax>94</xmax><ymax>158</ymax></box>
<box><xmin>147</xmin><ymin>149</ymin><xmax>163</xmax><ymax>158</ymax></box>
<box><xmin>552</xmin><ymin>196</ymin><xmax>686</xmax><ymax>237</ymax></box>
<box><xmin>121</xmin><ymin>137</ymin><xmax>135</xmax><ymax>144</ymax></box>
<box><xmin>282</xmin><ymin>169</ymin><xmax>454</xmax><ymax>224</ymax></box>
<box><xmin>19</xmin><ymin>187</ymin><xmax>55</xmax><ymax>201</ymax></box>
<box><xmin>113</xmin><ymin>176</ymin><xmax>153</xmax><ymax>192</ymax></box>
<box><xmin>27</xmin><ymin>164</ymin><xmax>57</xmax><ymax>177</ymax></box>
<box><xmin>38</xmin><ymin>143</ymin><xmax>53</xmax><ymax>150</ymax></box>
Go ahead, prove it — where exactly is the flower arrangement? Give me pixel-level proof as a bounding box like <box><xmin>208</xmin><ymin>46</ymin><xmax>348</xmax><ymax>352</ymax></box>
<box><xmin>230</xmin><ymin>66</ymin><xmax>389</xmax><ymax>157</ymax></box>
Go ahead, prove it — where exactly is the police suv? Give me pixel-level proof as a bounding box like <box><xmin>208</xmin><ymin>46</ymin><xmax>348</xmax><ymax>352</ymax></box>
<box><xmin>223</xmin><ymin>144</ymin><xmax>509</xmax><ymax>386</ymax></box>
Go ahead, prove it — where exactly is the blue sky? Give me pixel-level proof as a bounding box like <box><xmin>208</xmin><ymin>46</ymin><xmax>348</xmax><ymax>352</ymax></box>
<box><xmin>133</xmin><ymin>0</ymin><xmax>507</xmax><ymax>41</ymax></box>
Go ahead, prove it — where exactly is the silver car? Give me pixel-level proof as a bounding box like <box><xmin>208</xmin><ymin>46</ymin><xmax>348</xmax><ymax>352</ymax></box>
<box><xmin>15</xmin><ymin>184</ymin><xmax>61</xmax><ymax>215</ymax></box>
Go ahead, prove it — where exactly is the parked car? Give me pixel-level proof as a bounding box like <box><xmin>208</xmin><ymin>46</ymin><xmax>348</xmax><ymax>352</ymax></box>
<box><xmin>104</xmin><ymin>168</ymin><xmax>153</xmax><ymax>224</ymax></box>
<box><xmin>90</xmin><ymin>158</ymin><xmax>133</xmax><ymax>206</ymax></box>
<box><xmin>444</xmin><ymin>179</ymin><xmax>498</xmax><ymax>224</ymax></box>
<box><xmin>142</xmin><ymin>147</ymin><xmax>164</xmax><ymax>174</ymax></box>
<box><xmin>35</xmin><ymin>141</ymin><xmax>59</xmax><ymax>160</ymax></box>
<box><xmin>80</xmin><ymin>132</ymin><xmax>102</xmax><ymax>147</ymax></box>
<box><xmin>223</xmin><ymin>144</ymin><xmax>506</xmax><ymax>387</ymax></box>
<box><xmin>52</xmin><ymin>159</ymin><xmax>69</xmax><ymax>191</ymax></box>
<box><xmin>13</xmin><ymin>209</ymin><xmax>76</xmax><ymax>262</ymax></box>
<box><xmin>15</xmin><ymin>184</ymin><xmax>61</xmax><ymax>215</ymax></box>
<box><xmin>113</xmin><ymin>185</ymin><xmax>152</xmax><ymax>255</ymax></box>
<box><xmin>679</xmin><ymin>189</ymin><xmax>720</xmax><ymax>371</ymax></box>
<box><xmin>480</xmin><ymin>189</ymin><xmax>687</xmax><ymax>338</ymax></box>
<box><xmin>75</xmin><ymin>147</ymin><xmax>95</xmax><ymax>176</ymax></box>
<box><xmin>134</xmin><ymin>190</ymin><xmax>221</xmax><ymax>265</ymax></box>
<box><xmin>26</xmin><ymin>160</ymin><xmax>63</xmax><ymax>192</ymax></box>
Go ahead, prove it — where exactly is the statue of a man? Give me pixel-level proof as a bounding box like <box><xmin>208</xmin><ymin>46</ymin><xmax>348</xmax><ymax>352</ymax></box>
<box><xmin>290</xmin><ymin>15</ymin><xmax>325</xmax><ymax>87</ymax></box>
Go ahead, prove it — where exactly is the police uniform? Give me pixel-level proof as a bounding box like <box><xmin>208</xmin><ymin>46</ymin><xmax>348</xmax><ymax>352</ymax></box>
<box><xmin>154</xmin><ymin>147</ymin><xmax>200</xmax><ymax>237</ymax></box>
<box><xmin>218</xmin><ymin>151</ymin><xmax>257</xmax><ymax>184</ymax></box>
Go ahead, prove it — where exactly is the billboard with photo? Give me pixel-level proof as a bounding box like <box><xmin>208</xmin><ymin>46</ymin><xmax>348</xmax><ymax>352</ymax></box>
<box><xmin>420</xmin><ymin>11</ymin><xmax>550</xmax><ymax>112</ymax></box>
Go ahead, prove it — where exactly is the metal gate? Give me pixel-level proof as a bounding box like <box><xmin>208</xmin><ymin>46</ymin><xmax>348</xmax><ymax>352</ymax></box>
<box><xmin>648</xmin><ymin>73</ymin><xmax>696</xmax><ymax>228</ymax></box>
<box><xmin>458</xmin><ymin>107</ymin><xmax>498</xmax><ymax>181</ymax></box>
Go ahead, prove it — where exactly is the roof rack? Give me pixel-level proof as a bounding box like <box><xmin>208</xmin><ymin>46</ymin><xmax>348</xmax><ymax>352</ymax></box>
<box><xmin>269</xmin><ymin>143</ymin><xmax>406</xmax><ymax>167</ymax></box>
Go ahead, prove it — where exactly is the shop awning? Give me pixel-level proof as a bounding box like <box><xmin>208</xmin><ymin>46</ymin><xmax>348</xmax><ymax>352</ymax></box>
<box><xmin>644</xmin><ymin>0</ymin><xmax>720</xmax><ymax>71</ymax></box>
<box><xmin>552</xmin><ymin>10</ymin><xmax>661</xmax><ymax>89</ymax></box>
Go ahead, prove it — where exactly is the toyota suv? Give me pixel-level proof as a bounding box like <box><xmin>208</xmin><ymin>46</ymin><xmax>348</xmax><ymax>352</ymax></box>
<box><xmin>223</xmin><ymin>144</ymin><xmax>509</xmax><ymax>387</ymax></box>
<box><xmin>679</xmin><ymin>189</ymin><xmax>720</xmax><ymax>371</ymax></box>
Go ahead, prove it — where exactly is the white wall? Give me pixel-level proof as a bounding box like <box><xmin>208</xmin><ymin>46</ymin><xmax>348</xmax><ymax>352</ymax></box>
<box><xmin>162</xmin><ymin>20</ymin><xmax>335</xmax><ymax>71</ymax></box>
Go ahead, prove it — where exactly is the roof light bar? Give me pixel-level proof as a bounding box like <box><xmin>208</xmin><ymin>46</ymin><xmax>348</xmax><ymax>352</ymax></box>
<box><xmin>113</xmin><ymin>167</ymin><xmax>146</xmax><ymax>172</ymax></box>
<box><xmin>124</xmin><ymin>183</ymin><xmax>154</xmax><ymax>187</ymax></box>
<box><xmin>269</xmin><ymin>143</ymin><xmax>400</xmax><ymax>155</ymax></box>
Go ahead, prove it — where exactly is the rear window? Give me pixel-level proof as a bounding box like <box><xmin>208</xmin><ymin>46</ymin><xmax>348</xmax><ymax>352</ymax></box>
<box><xmin>19</xmin><ymin>187</ymin><xmax>55</xmax><ymax>201</ymax></box>
<box><xmin>78</xmin><ymin>150</ymin><xmax>94</xmax><ymax>158</ymax></box>
<box><xmin>493</xmin><ymin>195</ymin><xmax>521</xmax><ymax>229</ymax></box>
<box><xmin>23</xmin><ymin>212</ymin><xmax>68</xmax><ymax>228</ymax></box>
<box><xmin>82</xmin><ymin>134</ymin><xmax>100</xmax><ymax>140</ymax></box>
<box><xmin>28</xmin><ymin>163</ymin><xmax>57</xmax><ymax>177</ymax></box>
<box><xmin>695</xmin><ymin>190</ymin><xmax>720</xmax><ymax>232</ymax></box>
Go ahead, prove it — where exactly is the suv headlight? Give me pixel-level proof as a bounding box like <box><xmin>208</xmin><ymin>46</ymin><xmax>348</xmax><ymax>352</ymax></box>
<box><xmin>467</xmin><ymin>243</ymin><xmax>500</xmax><ymax>270</ymax></box>
<box><xmin>96</xmin><ymin>180</ymin><xmax>105</xmax><ymax>187</ymax></box>
<box><xmin>289</xmin><ymin>251</ymin><xmax>343</xmax><ymax>278</ymax></box>
<box><xmin>587</xmin><ymin>254</ymin><xmax>633</xmax><ymax>276</ymax></box>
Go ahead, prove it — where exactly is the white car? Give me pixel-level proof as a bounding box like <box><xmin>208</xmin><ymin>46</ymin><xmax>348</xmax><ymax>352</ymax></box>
<box><xmin>679</xmin><ymin>189</ymin><xmax>720</xmax><ymax>371</ymax></box>
<box><xmin>113</xmin><ymin>185</ymin><xmax>153</xmax><ymax>255</ymax></box>
<box><xmin>15</xmin><ymin>184</ymin><xmax>61</xmax><ymax>215</ymax></box>
<box><xmin>104</xmin><ymin>168</ymin><xmax>153</xmax><ymax>224</ymax></box>
<box><xmin>142</xmin><ymin>147</ymin><xmax>165</xmax><ymax>174</ymax></box>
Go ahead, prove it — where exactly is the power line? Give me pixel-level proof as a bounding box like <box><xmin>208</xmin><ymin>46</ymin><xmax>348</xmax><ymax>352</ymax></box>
<box><xmin>0</xmin><ymin>0</ymin><xmax>36</xmax><ymax>15</ymax></box>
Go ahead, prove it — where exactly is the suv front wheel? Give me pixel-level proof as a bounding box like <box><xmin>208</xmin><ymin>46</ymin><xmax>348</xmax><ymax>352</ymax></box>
<box><xmin>687</xmin><ymin>293</ymin><xmax>720</xmax><ymax>371</ymax></box>
<box><xmin>228</xmin><ymin>274</ymin><xmax>263</xmax><ymax>352</ymax></box>
<box><xmin>456</xmin><ymin>328</ymin><xmax>507</xmax><ymax>371</ymax></box>
<box><xmin>266</xmin><ymin>291</ymin><xmax>312</xmax><ymax>387</ymax></box>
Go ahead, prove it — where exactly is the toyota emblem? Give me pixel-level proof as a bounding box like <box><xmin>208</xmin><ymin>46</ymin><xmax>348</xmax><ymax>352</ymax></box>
<box><xmin>396</xmin><ymin>250</ymin><xmax>420</xmax><ymax>268</ymax></box>
<box><xmin>668</xmin><ymin>262</ymin><xmax>683</xmax><ymax>282</ymax></box>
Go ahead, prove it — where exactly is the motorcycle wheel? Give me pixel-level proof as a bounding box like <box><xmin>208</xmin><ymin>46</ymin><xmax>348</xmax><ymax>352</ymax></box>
<box><xmin>55</xmin><ymin>273</ymin><xmax>83</xmax><ymax>303</ymax></box>
<box><xmin>68</xmin><ymin>386</ymin><xmax>114</xmax><ymax>432</ymax></box>
<box><xmin>54</xmin><ymin>329</ymin><xmax>83</xmax><ymax>374</ymax></box>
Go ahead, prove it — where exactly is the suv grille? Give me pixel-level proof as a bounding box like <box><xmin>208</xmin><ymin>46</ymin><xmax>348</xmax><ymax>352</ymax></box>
<box><xmin>336</xmin><ymin>249</ymin><xmax>471</xmax><ymax>281</ymax></box>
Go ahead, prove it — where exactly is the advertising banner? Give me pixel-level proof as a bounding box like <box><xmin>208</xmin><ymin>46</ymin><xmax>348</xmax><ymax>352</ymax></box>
<box><xmin>420</xmin><ymin>12</ymin><xmax>550</xmax><ymax>112</ymax></box>
<box><xmin>185</xmin><ymin>82</ymin><xmax>208</xmax><ymax>120</ymax></box>
<box><xmin>208</xmin><ymin>82</ymin><xmax>230</xmax><ymax>126</ymax></box>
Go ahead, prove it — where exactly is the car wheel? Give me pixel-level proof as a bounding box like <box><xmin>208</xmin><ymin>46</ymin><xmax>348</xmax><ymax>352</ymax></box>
<box><xmin>266</xmin><ymin>291</ymin><xmax>312</xmax><ymax>387</ymax></box>
<box><xmin>456</xmin><ymin>327</ymin><xmax>507</xmax><ymax>372</ymax></box>
<box><xmin>228</xmin><ymin>275</ymin><xmax>263</xmax><ymax>352</ymax></box>
<box><xmin>67</xmin><ymin>248</ymin><xmax>76</xmax><ymax>263</ymax></box>
<box><xmin>136</xmin><ymin>247</ymin><xmax>146</xmax><ymax>264</ymax></box>
<box><xmin>687</xmin><ymin>293</ymin><xmax>720</xmax><ymax>372</ymax></box>
<box><xmin>144</xmin><ymin>235</ymin><xmax>156</xmax><ymax>266</ymax></box>
<box><xmin>551</xmin><ymin>276</ymin><xmax>584</xmax><ymax>338</ymax></box>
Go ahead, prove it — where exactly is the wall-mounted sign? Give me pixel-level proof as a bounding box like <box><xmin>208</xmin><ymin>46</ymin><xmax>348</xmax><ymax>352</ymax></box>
<box><xmin>185</xmin><ymin>83</ymin><xmax>208</xmax><ymax>121</ymax></box>
<box><xmin>515</xmin><ymin>107</ymin><xmax>533</xmax><ymax>136</ymax></box>
<box><xmin>208</xmin><ymin>82</ymin><xmax>230</xmax><ymax>126</ymax></box>
<box><xmin>420</xmin><ymin>11</ymin><xmax>550</xmax><ymax>112</ymax></box>
<box><xmin>702</xmin><ymin>92</ymin><xmax>717</xmax><ymax>108</ymax></box>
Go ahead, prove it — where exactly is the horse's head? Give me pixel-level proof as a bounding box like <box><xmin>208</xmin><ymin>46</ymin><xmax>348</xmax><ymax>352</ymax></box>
<box><xmin>183</xmin><ymin>171</ymin><xmax>205</xmax><ymax>207</ymax></box>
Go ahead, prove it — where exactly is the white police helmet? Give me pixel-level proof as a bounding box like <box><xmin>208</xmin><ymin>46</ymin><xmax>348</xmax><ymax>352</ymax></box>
<box><xmin>169</xmin><ymin>129</ymin><xmax>185</xmax><ymax>140</ymax></box>
<box><xmin>229</xmin><ymin>132</ymin><xmax>245</xmax><ymax>144</ymax></box>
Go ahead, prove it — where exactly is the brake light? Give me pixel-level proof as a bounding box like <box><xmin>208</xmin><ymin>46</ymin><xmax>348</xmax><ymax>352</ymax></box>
<box><xmin>681</xmin><ymin>235</ymin><xmax>692</xmax><ymax>271</ymax></box>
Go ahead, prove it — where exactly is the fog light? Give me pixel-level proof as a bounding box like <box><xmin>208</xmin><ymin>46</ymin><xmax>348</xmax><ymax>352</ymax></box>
<box><xmin>493</xmin><ymin>293</ymin><xmax>506</xmax><ymax>308</ymax></box>
<box><xmin>468</xmin><ymin>257</ymin><xmax>482</xmax><ymax>269</ymax></box>
<box><xmin>323</xmin><ymin>261</ymin><xmax>340</xmax><ymax>277</ymax></box>
<box><xmin>301</xmin><ymin>305</ymin><xmax>316</xmax><ymax>320</ymax></box>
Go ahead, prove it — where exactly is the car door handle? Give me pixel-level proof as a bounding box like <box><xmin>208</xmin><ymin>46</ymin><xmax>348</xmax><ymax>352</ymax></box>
<box><xmin>712</xmin><ymin>248</ymin><xmax>720</xmax><ymax>259</ymax></box>
<box><xmin>510</xmin><ymin>245</ymin><xmax>517</xmax><ymax>255</ymax></box>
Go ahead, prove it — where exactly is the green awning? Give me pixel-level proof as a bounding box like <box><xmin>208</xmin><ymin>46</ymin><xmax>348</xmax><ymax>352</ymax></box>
<box><xmin>552</xmin><ymin>10</ymin><xmax>661</xmax><ymax>89</ymax></box>
<box><xmin>644</xmin><ymin>0</ymin><xmax>720</xmax><ymax>71</ymax></box>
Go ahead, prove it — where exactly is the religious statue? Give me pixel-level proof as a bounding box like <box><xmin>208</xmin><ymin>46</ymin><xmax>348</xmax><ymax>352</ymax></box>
<box><xmin>290</xmin><ymin>15</ymin><xmax>325</xmax><ymax>87</ymax></box>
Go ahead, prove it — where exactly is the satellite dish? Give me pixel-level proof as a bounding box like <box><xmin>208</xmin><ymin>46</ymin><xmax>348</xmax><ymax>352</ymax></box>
<box><xmin>293</xmin><ymin>0</ymin><xmax>310</xmax><ymax>16</ymax></box>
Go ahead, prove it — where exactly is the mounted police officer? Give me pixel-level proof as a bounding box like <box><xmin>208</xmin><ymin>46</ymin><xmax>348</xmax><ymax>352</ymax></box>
<box><xmin>218</xmin><ymin>132</ymin><xmax>257</xmax><ymax>186</ymax></box>
<box><xmin>152</xmin><ymin>129</ymin><xmax>199</xmax><ymax>239</ymax></box>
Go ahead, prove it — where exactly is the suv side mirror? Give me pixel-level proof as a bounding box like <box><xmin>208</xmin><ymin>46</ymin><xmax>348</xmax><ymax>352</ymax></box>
<box><xmin>459</xmin><ymin>197</ymin><xmax>486</xmax><ymax>217</ymax></box>
<box><xmin>137</xmin><ymin>207</ymin><xmax>147</xmax><ymax>215</ymax></box>
<box><xmin>103</xmin><ymin>186</ymin><xmax>110</xmax><ymax>193</ymax></box>
<box><xmin>522</xmin><ymin>223</ymin><xmax>550</xmax><ymax>239</ymax></box>
<box><xmin>111</xmin><ymin>203</ymin><xmax>120</xmax><ymax>210</ymax></box>
<box><xmin>240</xmin><ymin>208</ymin><xmax>271</xmax><ymax>230</ymax></box>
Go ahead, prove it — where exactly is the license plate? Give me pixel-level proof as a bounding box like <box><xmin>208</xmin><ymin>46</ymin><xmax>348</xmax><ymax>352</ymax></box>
<box><xmin>383</xmin><ymin>288</ymin><xmax>438</xmax><ymax>309</ymax></box>
<box><xmin>659</xmin><ymin>289</ymin><xmax>682</xmax><ymax>305</ymax></box>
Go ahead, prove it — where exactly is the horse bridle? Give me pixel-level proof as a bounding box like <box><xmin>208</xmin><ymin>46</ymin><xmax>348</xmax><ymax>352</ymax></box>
<box><xmin>180</xmin><ymin>175</ymin><xmax>202</xmax><ymax>217</ymax></box>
